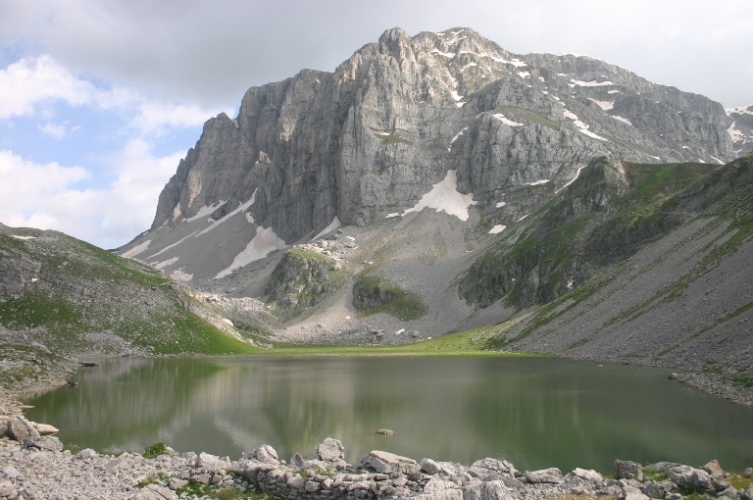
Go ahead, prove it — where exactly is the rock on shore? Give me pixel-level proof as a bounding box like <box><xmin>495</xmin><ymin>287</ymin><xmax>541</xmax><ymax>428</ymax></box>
<box><xmin>1</xmin><ymin>433</ymin><xmax>751</xmax><ymax>500</ymax></box>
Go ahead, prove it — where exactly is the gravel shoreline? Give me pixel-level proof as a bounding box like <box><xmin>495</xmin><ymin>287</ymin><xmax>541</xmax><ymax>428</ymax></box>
<box><xmin>1</xmin><ymin>358</ymin><xmax>752</xmax><ymax>499</ymax></box>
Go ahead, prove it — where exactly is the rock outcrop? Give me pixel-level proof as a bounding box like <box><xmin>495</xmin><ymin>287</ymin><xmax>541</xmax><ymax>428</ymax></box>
<box><xmin>119</xmin><ymin>27</ymin><xmax>738</xmax><ymax>283</ymax></box>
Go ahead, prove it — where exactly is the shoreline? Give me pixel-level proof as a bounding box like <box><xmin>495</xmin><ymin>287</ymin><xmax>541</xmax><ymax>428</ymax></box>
<box><xmin>1</xmin><ymin>354</ymin><xmax>752</xmax><ymax>499</ymax></box>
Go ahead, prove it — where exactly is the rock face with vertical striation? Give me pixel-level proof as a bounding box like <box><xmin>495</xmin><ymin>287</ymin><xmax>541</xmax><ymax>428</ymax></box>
<box><xmin>120</xmin><ymin>27</ymin><xmax>738</xmax><ymax>282</ymax></box>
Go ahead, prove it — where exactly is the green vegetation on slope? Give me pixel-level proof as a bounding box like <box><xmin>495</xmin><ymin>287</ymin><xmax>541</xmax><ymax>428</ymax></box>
<box><xmin>459</xmin><ymin>157</ymin><xmax>715</xmax><ymax>308</ymax></box>
<box><xmin>352</xmin><ymin>274</ymin><xmax>428</xmax><ymax>321</ymax></box>
<box><xmin>0</xmin><ymin>229</ymin><xmax>259</xmax><ymax>359</ymax></box>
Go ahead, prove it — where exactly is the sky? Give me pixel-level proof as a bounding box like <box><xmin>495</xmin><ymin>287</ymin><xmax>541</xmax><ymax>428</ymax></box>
<box><xmin>1</xmin><ymin>0</ymin><xmax>752</xmax><ymax>249</ymax></box>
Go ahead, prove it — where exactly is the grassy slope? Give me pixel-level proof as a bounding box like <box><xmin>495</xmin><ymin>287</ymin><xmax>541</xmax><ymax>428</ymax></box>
<box><xmin>0</xmin><ymin>228</ymin><xmax>259</xmax><ymax>358</ymax></box>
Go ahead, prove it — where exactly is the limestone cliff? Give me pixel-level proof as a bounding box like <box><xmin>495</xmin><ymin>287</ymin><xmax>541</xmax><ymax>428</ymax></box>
<box><xmin>121</xmin><ymin>27</ymin><xmax>737</xmax><ymax>282</ymax></box>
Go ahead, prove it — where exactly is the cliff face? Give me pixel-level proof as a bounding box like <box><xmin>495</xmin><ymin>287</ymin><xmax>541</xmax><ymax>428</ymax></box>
<box><xmin>122</xmin><ymin>27</ymin><xmax>737</xmax><ymax>282</ymax></box>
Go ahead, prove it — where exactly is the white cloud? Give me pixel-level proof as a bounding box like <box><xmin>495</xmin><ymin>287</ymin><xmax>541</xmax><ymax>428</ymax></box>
<box><xmin>38</xmin><ymin>121</ymin><xmax>77</xmax><ymax>139</ymax></box>
<box><xmin>0</xmin><ymin>143</ymin><xmax>183</xmax><ymax>249</ymax></box>
<box><xmin>0</xmin><ymin>55</ymin><xmax>94</xmax><ymax>119</ymax></box>
<box><xmin>131</xmin><ymin>101</ymin><xmax>234</xmax><ymax>135</ymax></box>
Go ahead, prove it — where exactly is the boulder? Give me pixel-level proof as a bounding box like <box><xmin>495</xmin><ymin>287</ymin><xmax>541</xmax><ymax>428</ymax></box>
<box><xmin>0</xmin><ymin>416</ymin><xmax>9</xmax><ymax>437</ymax></box>
<box><xmin>701</xmin><ymin>459</ymin><xmax>725</xmax><ymax>478</ymax></box>
<box><xmin>421</xmin><ymin>458</ymin><xmax>441</xmax><ymax>475</ymax></box>
<box><xmin>33</xmin><ymin>423</ymin><xmax>60</xmax><ymax>435</ymax></box>
<box><xmin>290</xmin><ymin>452</ymin><xmax>305</xmax><ymax>468</ymax></box>
<box><xmin>243</xmin><ymin>444</ymin><xmax>279</xmax><ymax>464</ymax></box>
<box><xmin>74</xmin><ymin>448</ymin><xmax>98</xmax><ymax>460</ymax></box>
<box><xmin>463</xmin><ymin>479</ymin><xmax>511</xmax><ymax>500</ymax></box>
<box><xmin>22</xmin><ymin>435</ymin><xmax>63</xmax><ymax>452</ymax></box>
<box><xmin>524</xmin><ymin>467</ymin><xmax>562</xmax><ymax>484</ymax></box>
<box><xmin>195</xmin><ymin>452</ymin><xmax>232</xmax><ymax>473</ymax></box>
<box><xmin>667</xmin><ymin>465</ymin><xmax>696</xmax><ymax>489</ymax></box>
<box><xmin>358</xmin><ymin>450</ymin><xmax>422</xmax><ymax>476</ymax></box>
<box><xmin>641</xmin><ymin>479</ymin><xmax>667</xmax><ymax>499</ymax></box>
<box><xmin>615</xmin><ymin>460</ymin><xmax>644</xmax><ymax>481</ymax></box>
<box><xmin>316</xmin><ymin>437</ymin><xmax>345</xmax><ymax>462</ymax></box>
<box><xmin>7</xmin><ymin>416</ymin><xmax>40</xmax><ymax>442</ymax></box>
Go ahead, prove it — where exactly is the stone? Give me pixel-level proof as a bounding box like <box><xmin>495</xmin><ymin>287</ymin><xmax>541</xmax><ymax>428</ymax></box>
<box><xmin>75</xmin><ymin>448</ymin><xmax>98</xmax><ymax>460</ymax></box>
<box><xmin>525</xmin><ymin>467</ymin><xmax>562</xmax><ymax>484</ymax></box>
<box><xmin>0</xmin><ymin>416</ymin><xmax>9</xmax><ymax>437</ymax></box>
<box><xmin>32</xmin><ymin>423</ymin><xmax>59</xmax><ymax>436</ymax></box>
<box><xmin>287</xmin><ymin>475</ymin><xmax>305</xmax><ymax>489</ymax></box>
<box><xmin>0</xmin><ymin>480</ymin><xmax>17</xmax><ymax>498</ymax></box>
<box><xmin>358</xmin><ymin>450</ymin><xmax>421</xmax><ymax>476</ymax></box>
<box><xmin>376</xmin><ymin>428</ymin><xmax>394</xmax><ymax>435</ymax></box>
<box><xmin>22</xmin><ymin>436</ymin><xmax>63</xmax><ymax>452</ymax></box>
<box><xmin>316</xmin><ymin>438</ymin><xmax>345</xmax><ymax>462</ymax></box>
<box><xmin>615</xmin><ymin>460</ymin><xmax>644</xmax><ymax>481</ymax></box>
<box><xmin>195</xmin><ymin>452</ymin><xmax>231</xmax><ymax>473</ymax></box>
<box><xmin>667</xmin><ymin>465</ymin><xmax>696</xmax><ymax>489</ymax></box>
<box><xmin>291</xmin><ymin>452</ymin><xmax>305</xmax><ymax>468</ymax></box>
<box><xmin>745</xmin><ymin>467</ymin><xmax>753</xmax><ymax>478</ymax></box>
<box><xmin>701</xmin><ymin>459</ymin><xmax>725</xmax><ymax>478</ymax></box>
<box><xmin>135</xmin><ymin>483</ymin><xmax>179</xmax><ymax>499</ymax></box>
<box><xmin>641</xmin><ymin>479</ymin><xmax>667</xmax><ymax>499</ymax></box>
<box><xmin>243</xmin><ymin>444</ymin><xmax>279</xmax><ymax>464</ymax></box>
<box><xmin>7</xmin><ymin>416</ymin><xmax>40</xmax><ymax>442</ymax></box>
<box><xmin>168</xmin><ymin>478</ymin><xmax>188</xmax><ymax>490</ymax></box>
<box><xmin>305</xmin><ymin>480</ymin><xmax>320</xmax><ymax>493</ymax></box>
<box><xmin>421</xmin><ymin>458</ymin><xmax>440</xmax><ymax>475</ymax></box>
<box><xmin>464</xmin><ymin>479</ymin><xmax>511</xmax><ymax>500</ymax></box>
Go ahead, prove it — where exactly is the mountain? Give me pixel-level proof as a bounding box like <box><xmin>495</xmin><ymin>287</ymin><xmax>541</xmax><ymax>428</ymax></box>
<box><xmin>0</xmin><ymin>224</ymin><xmax>260</xmax><ymax>392</ymax></box>
<box><xmin>114</xmin><ymin>27</ymin><xmax>753</xmax><ymax>394</ymax></box>
<box><xmin>119</xmin><ymin>27</ymin><xmax>736</xmax><ymax>283</ymax></box>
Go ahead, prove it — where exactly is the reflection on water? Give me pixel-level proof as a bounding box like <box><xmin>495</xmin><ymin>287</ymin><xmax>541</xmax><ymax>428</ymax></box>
<box><xmin>25</xmin><ymin>357</ymin><xmax>753</xmax><ymax>472</ymax></box>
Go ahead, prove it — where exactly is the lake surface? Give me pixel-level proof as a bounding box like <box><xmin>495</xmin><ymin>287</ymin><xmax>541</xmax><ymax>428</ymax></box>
<box><xmin>25</xmin><ymin>356</ymin><xmax>753</xmax><ymax>473</ymax></box>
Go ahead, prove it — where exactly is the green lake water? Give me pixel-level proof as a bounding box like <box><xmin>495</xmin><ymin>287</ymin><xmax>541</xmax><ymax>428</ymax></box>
<box><xmin>24</xmin><ymin>356</ymin><xmax>753</xmax><ymax>473</ymax></box>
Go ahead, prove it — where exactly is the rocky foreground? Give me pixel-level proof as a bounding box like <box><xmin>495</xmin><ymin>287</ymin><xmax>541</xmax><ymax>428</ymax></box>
<box><xmin>1</xmin><ymin>413</ymin><xmax>752</xmax><ymax>500</ymax></box>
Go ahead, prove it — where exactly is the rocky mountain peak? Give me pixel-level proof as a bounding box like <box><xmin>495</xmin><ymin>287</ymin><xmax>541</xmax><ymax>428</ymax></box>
<box><xmin>121</xmin><ymin>27</ymin><xmax>740</xmax><ymax>285</ymax></box>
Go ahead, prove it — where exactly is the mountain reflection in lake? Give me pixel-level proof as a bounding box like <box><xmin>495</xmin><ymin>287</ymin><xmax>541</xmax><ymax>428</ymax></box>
<box><xmin>25</xmin><ymin>356</ymin><xmax>753</xmax><ymax>473</ymax></box>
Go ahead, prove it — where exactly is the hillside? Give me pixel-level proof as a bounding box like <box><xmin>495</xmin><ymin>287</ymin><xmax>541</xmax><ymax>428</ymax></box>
<box><xmin>0</xmin><ymin>225</ymin><xmax>260</xmax><ymax>393</ymax></box>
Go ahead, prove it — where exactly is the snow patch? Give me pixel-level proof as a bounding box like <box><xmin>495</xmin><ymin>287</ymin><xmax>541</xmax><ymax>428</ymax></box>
<box><xmin>146</xmin><ymin>232</ymin><xmax>198</xmax><ymax>259</ymax></box>
<box><xmin>170</xmin><ymin>269</ymin><xmax>193</xmax><ymax>282</ymax></box>
<box><xmin>153</xmin><ymin>256</ymin><xmax>179</xmax><ymax>270</ymax></box>
<box><xmin>448</xmin><ymin>127</ymin><xmax>468</xmax><ymax>151</ymax></box>
<box><xmin>611</xmin><ymin>115</ymin><xmax>633</xmax><ymax>126</ymax></box>
<box><xmin>496</xmin><ymin>201</ymin><xmax>507</xmax><ymax>208</ymax></box>
<box><xmin>517</xmin><ymin>71</ymin><xmax>530</xmax><ymax>79</ymax></box>
<box><xmin>197</xmin><ymin>189</ymin><xmax>257</xmax><ymax>236</ymax></box>
<box><xmin>451</xmin><ymin>90</ymin><xmax>464</xmax><ymax>102</ymax></box>
<box><xmin>569</xmin><ymin>79</ymin><xmax>615</xmax><ymax>87</ymax></box>
<box><xmin>493</xmin><ymin>113</ymin><xmax>523</xmax><ymax>127</ymax></box>
<box><xmin>727</xmin><ymin>122</ymin><xmax>744</xmax><ymax>142</ymax></box>
<box><xmin>489</xmin><ymin>225</ymin><xmax>507</xmax><ymax>235</ymax></box>
<box><xmin>403</xmin><ymin>170</ymin><xmax>477</xmax><ymax>221</ymax></box>
<box><xmin>588</xmin><ymin>99</ymin><xmax>614</xmax><ymax>111</ymax></box>
<box><xmin>186</xmin><ymin>200</ymin><xmax>227</xmax><ymax>222</ymax></box>
<box><xmin>431</xmin><ymin>48</ymin><xmax>456</xmax><ymax>58</ymax></box>
<box><xmin>607</xmin><ymin>90</ymin><xmax>620</xmax><ymax>94</ymax></box>
<box><xmin>710</xmin><ymin>155</ymin><xmax>725</xmax><ymax>165</ymax></box>
<box><xmin>222</xmin><ymin>318</ymin><xmax>234</xmax><ymax>326</ymax></box>
<box><xmin>556</xmin><ymin>165</ymin><xmax>586</xmax><ymax>193</ymax></box>
<box><xmin>10</xmin><ymin>235</ymin><xmax>36</xmax><ymax>241</ymax></box>
<box><xmin>215</xmin><ymin>226</ymin><xmax>287</xmax><ymax>279</ymax></box>
<box><xmin>525</xmin><ymin>179</ymin><xmax>551</xmax><ymax>186</ymax></box>
<box><xmin>563</xmin><ymin>109</ymin><xmax>608</xmax><ymax>141</ymax></box>
<box><xmin>385</xmin><ymin>213</ymin><xmax>400</xmax><ymax>219</ymax></box>
<box><xmin>313</xmin><ymin>217</ymin><xmax>342</xmax><ymax>240</ymax></box>
<box><xmin>727</xmin><ymin>106</ymin><xmax>753</xmax><ymax>116</ymax></box>
<box><xmin>517</xmin><ymin>214</ymin><xmax>530</xmax><ymax>222</ymax></box>
<box><xmin>121</xmin><ymin>240</ymin><xmax>151</xmax><ymax>258</ymax></box>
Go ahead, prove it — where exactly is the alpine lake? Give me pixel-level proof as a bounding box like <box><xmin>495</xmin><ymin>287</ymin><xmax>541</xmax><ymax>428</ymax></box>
<box><xmin>24</xmin><ymin>356</ymin><xmax>753</xmax><ymax>473</ymax></box>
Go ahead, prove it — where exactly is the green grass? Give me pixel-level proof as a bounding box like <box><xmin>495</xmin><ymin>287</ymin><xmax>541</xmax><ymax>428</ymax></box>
<box><xmin>352</xmin><ymin>275</ymin><xmax>428</xmax><ymax>321</ymax></box>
